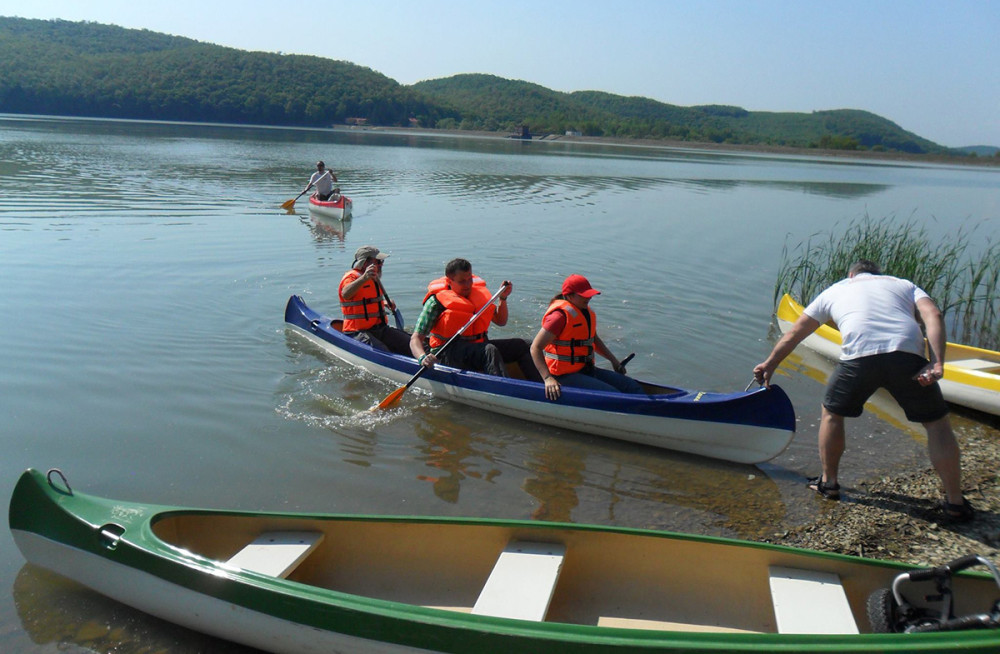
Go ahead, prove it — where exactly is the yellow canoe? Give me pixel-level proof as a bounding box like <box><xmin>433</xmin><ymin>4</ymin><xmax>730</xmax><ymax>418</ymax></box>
<box><xmin>776</xmin><ymin>294</ymin><xmax>1000</xmax><ymax>417</ymax></box>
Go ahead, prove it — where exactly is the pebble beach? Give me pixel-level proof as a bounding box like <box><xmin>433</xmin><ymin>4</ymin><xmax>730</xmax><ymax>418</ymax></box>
<box><xmin>766</xmin><ymin>415</ymin><xmax>1000</xmax><ymax>567</ymax></box>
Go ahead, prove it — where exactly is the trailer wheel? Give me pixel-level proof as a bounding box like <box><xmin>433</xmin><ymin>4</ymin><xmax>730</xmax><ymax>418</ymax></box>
<box><xmin>867</xmin><ymin>587</ymin><xmax>900</xmax><ymax>633</ymax></box>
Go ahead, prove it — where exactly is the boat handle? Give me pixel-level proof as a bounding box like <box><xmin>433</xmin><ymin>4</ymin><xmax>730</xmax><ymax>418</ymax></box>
<box><xmin>46</xmin><ymin>468</ymin><xmax>73</xmax><ymax>495</ymax></box>
<box><xmin>98</xmin><ymin>524</ymin><xmax>126</xmax><ymax>551</ymax></box>
<box><xmin>309</xmin><ymin>319</ymin><xmax>321</xmax><ymax>331</ymax></box>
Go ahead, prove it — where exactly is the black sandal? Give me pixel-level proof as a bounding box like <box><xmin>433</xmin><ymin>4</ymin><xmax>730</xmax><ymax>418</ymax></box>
<box><xmin>940</xmin><ymin>498</ymin><xmax>975</xmax><ymax>523</ymax></box>
<box><xmin>807</xmin><ymin>476</ymin><xmax>841</xmax><ymax>500</ymax></box>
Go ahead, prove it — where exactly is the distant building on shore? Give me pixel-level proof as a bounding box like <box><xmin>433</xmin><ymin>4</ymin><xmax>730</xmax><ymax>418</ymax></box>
<box><xmin>508</xmin><ymin>124</ymin><xmax>531</xmax><ymax>139</ymax></box>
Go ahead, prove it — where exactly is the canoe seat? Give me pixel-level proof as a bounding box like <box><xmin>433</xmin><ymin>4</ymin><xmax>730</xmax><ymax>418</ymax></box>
<box><xmin>471</xmin><ymin>541</ymin><xmax>565</xmax><ymax>621</ymax></box>
<box><xmin>768</xmin><ymin>566</ymin><xmax>858</xmax><ymax>634</ymax></box>
<box><xmin>949</xmin><ymin>358</ymin><xmax>1000</xmax><ymax>373</ymax></box>
<box><xmin>226</xmin><ymin>531</ymin><xmax>324</xmax><ymax>578</ymax></box>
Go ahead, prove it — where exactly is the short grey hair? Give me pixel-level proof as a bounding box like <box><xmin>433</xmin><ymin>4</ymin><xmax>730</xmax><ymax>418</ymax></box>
<box><xmin>849</xmin><ymin>259</ymin><xmax>881</xmax><ymax>276</ymax></box>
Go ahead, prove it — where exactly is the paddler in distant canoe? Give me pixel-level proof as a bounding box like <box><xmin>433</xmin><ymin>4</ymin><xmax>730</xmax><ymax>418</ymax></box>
<box><xmin>530</xmin><ymin>274</ymin><xmax>643</xmax><ymax>400</ymax></box>
<box><xmin>280</xmin><ymin>161</ymin><xmax>340</xmax><ymax>209</ymax></box>
<box><xmin>410</xmin><ymin>258</ymin><xmax>541</xmax><ymax>381</ymax></box>
<box><xmin>304</xmin><ymin>160</ymin><xmax>338</xmax><ymax>201</ymax></box>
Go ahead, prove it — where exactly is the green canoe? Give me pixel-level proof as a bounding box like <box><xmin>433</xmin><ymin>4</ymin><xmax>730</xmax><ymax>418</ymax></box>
<box><xmin>9</xmin><ymin>468</ymin><xmax>1000</xmax><ymax>653</ymax></box>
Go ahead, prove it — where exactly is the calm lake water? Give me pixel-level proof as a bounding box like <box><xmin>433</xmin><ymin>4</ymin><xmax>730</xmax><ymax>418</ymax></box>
<box><xmin>2</xmin><ymin>114</ymin><xmax>999</xmax><ymax>652</ymax></box>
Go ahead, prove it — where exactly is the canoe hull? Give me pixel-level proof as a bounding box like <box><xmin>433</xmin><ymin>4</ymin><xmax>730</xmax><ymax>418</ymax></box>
<box><xmin>13</xmin><ymin>530</ymin><xmax>427</xmax><ymax>654</ymax></box>
<box><xmin>308</xmin><ymin>194</ymin><xmax>352</xmax><ymax>220</ymax></box>
<box><xmin>776</xmin><ymin>294</ymin><xmax>1000</xmax><ymax>417</ymax></box>
<box><xmin>284</xmin><ymin>295</ymin><xmax>796</xmax><ymax>464</ymax></box>
<box><xmin>10</xmin><ymin>468</ymin><xmax>1000</xmax><ymax>653</ymax></box>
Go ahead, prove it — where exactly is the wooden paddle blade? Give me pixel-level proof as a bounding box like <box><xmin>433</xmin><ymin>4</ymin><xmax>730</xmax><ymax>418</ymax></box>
<box><xmin>280</xmin><ymin>198</ymin><xmax>297</xmax><ymax>209</ymax></box>
<box><xmin>372</xmin><ymin>386</ymin><xmax>407</xmax><ymax>411</ymax></box>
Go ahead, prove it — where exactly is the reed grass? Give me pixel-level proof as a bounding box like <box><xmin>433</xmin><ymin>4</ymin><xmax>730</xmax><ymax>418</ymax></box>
<box><xmin>775</xmin><ymin>212</ymin><xmax>1000</xmax><ymax>350</ymax></box>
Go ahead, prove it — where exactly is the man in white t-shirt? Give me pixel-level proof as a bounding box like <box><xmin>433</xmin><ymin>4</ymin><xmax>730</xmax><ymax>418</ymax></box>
<box><xmin>302</xmin><ymin>161</ymin><xmax>338</xmax><ymax>201</ymax></box>
<box><xmin>753</xmin><ymin>260</ymin><xmax>971</xmax><ymax>522</ymax></box>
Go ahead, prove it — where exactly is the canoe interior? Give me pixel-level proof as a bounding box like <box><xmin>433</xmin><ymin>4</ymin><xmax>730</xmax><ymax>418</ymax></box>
<box><xmin>150</xmin><ymin>513</ymin><xmax>998</xmax><ymax>634</ymax></box>
<box><xmin>327</xmin><ymin>318</ymin><xmax>684</xmax><ymax>395</ymax></box>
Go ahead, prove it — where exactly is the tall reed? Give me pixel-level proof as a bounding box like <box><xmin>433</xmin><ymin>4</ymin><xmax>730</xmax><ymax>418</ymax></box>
<box><xmin>775</xmin><ymin>212</ymin><xmax>1000</xmax><ymax>350</ymax></box>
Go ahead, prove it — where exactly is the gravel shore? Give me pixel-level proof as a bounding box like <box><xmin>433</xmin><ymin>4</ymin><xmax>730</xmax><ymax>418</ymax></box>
<box><xmin>763</xmin><ymin>418</ymin><xmax>1000</xmax><ymax>567</ymax></box>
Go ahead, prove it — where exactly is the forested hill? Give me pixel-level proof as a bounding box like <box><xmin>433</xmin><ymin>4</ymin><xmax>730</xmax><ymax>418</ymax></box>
<box><xmin>414</xmin><ymin>75</ymin><xmax>944</xmax><ymax>153</ymax></box>
<box><xmin>0</xmin><ymin>17</ymin><xmax>456</xmax><ymax>127</ymax></box>
<box><xmin>0</xmin><ymin>17</ymin><xmax>957</xmax><ymax>154</ymax></box>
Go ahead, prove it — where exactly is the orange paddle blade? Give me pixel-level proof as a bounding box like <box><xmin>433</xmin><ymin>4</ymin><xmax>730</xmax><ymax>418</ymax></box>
<box><xmin>372</xmin><ymin>386</ymin><xmax>407</xmax><ymax>411</ymax></box>
<box><xmin>280</xmin><ymin>198</ymin><xmax>297</xmax><ymax>210</ymax></box>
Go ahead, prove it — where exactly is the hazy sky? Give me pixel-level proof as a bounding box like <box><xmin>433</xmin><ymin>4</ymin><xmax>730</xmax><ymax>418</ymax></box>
<box><xmin>5</xmin><ymin>0</ymin><xmax>999</xmax><ymax>147</ymax></box>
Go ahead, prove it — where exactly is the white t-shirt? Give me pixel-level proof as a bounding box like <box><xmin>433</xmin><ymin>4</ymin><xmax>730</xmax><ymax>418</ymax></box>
<box><xmin>309</xmin><ymin>170</ymin><xmax>334</xmax><ymax>195</ymax></box>
<box><xmin>803</xmin><ymin>273</ymin><xmax>930</xmax><ymax>360</ymax></box>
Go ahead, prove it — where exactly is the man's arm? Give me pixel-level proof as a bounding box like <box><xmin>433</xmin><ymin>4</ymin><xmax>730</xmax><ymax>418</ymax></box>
<box><xmin>341</xmin><ymin>265</ymin><xmax>377</xmax><ymax>300</ymax></box>
<box><xmin>491</xmin><ymin>281</ymin><xmax>512</xmax><ymax>326</ymax></box>
<box><xmin>753</xmin><ymin>313</ymin><xmax>821</xmax><ymax>386</ymax></box>
<box><xmin>915</xmin><ymin>297</ymin><xmax>947</xmax><ymax>385</ymax></box>
<box><xmin>410</xmin><ymin>298</ymin><xmax>442</xmax><ymax>366</ymax></box>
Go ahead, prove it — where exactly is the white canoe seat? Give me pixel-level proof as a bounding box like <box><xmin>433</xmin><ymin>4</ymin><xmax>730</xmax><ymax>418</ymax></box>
<box><xmin>226</xmin><ymin>531</ymin><xmax>324</xmax><ymax>578</ymax></box>
<box><xmin>472</xmin><ymin>541</ymin><xmax>566</xmax><ymax>621</ymax></box>
<box><xmin>768</xmin><ymin>566</ymin><xmax>858</xmax><ymax>634</ymax></box>
<box><xmin>949</xmin><ymin>358</ymin><xmax>1000</xmax><ymax>373</ymax></box>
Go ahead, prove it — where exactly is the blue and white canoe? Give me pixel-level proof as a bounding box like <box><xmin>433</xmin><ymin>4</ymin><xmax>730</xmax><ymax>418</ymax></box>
<box><xmin>284</xmin><ymin>295</ymin><xmax>796</xmax><ymax>464</ymax></box>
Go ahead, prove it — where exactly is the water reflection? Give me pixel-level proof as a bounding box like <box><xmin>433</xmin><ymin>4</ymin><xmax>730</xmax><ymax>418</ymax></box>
<box><xmin>302</xmin><ymin>212</ymin><xmax>352</xmax><ymax>243</ymax></box>
<box><xmin>397</xmin><ymin>171</ymin><xmax>889</xmax><ymax>203</ymax></box>
<box><xmin>522</xmin><ymin>436</ymin><xmax>587</xmax><ymax>523</ymax></box>
<box><xmin>405</xmin><ymin>405</ymin><xmax>787</xmax><ymax>540</ymax></box>
<box><xmin>412</xmin><ymin>409</ymin><xmax>503</xmax><ymax>504</ymax></box>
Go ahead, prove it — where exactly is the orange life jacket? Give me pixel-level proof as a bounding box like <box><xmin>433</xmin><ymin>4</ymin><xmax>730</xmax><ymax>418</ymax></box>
<box><xmin>339</xmin><ymin>269</ymin><xmax>386</xmax><ymax>332</ymax></box>
<box><xmin>424</xmin><ymin>276</ymin><xmax>496</xmax><ymax>348</ymax></box>
<box><xmin>543</xmin><ymin>299</ymin><xmax>596</xmax><ymax>375</ymax></box>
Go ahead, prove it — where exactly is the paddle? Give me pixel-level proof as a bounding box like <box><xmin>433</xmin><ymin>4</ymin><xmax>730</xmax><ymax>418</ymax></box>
<box><xmin>280</xmin><ymin>190</ymin><xmax>308</xmax><ymax>210</ymax></box>
<box><xmin>617</xmin><ymin>352</ymin><xmax>635</xmax><ymax>374</ymax></box>
<box><xmin>376</xmin><ymin>280</ymin><xmax>405</xmax><ymax>330</ymax></box>
<box><xmin>372</xmin><ymin>282</ymin><xmax>509</xmax><ymax>411</ymax></box>
<box><xmin>281</xmin><ymin>170</ymin><xmax>331</xmax><ymax>209</ymax></box>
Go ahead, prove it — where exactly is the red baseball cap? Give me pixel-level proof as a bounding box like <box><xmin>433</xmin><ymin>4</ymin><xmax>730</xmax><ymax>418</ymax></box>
<box><xmin>562</xmin><ymin>274</ymin><xmax>600</xmax><ymax>298</ymax></box>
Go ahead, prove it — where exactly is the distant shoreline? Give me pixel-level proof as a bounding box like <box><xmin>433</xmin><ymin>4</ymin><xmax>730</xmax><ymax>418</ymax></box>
<box><xmin>363</xmin><ymin>125</ymin><xmax>1000</xmax><ymax>168</ymax></box>
<box><xmin>4</xmin><ymin>112</ymin><xmax>996</xmax><ymax>168</ymax></box>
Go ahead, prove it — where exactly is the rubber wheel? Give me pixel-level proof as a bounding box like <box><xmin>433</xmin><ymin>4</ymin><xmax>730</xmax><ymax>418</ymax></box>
<box><xmin>867</xmin><ymin>587</ymin><xmax>900</xmax><ymax>633</ymax></box>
